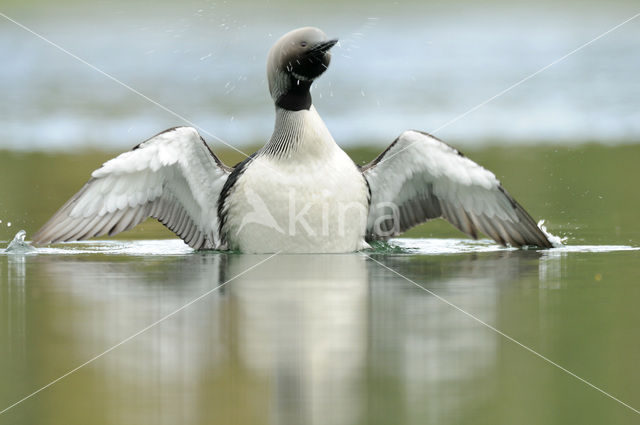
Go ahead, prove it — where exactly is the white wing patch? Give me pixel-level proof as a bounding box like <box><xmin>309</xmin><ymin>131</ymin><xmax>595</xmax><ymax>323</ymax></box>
<box><xmin>33</xmin><ymin>127</ymin><xmax>230</xmax><ymax>249</ymax></box>
<box><xmin>362</xmin><ymin>130</ymin><xmax>551</xmax><ymax>248</ymax></box>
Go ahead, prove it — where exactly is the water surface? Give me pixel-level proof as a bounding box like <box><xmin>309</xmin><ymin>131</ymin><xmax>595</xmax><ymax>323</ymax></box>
<box><xmin>1</xmin><ymin>238</ymin><xmax>639</xmax><ymax>425</ymax></box>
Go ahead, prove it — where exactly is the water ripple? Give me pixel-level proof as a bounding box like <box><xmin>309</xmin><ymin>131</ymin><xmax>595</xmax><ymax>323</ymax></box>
<box><xmin>2</xmin><ymin>237</ymin><xmax>637</xmax><ymax>256</ymax></box>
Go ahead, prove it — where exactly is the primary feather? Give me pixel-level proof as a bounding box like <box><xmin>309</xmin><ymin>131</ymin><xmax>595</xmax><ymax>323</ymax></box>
<box><xmin>32</xmin><ymin>127</ymin><xmax>230</xmax><ymax>249</ymax></box>
<box><xmin>362</xmin><ymin>130</ymin><xmax>551</xmax><ymax>248</ymax></box>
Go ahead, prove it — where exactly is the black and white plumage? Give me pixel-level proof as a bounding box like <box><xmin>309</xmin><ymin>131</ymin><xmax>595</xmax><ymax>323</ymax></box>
<box><xmin>33</xmin><ymin>27</ymin><xmax>551</xmax><ymax>251</ymax></box>
<box><xmin>33</xmin><ymin>127</ymin><xmax>230</xmax><ymax>249</ymax></box>
<box><xmin>362</xmin><ymin>130</ymin><xmax>551</xmax><ymax>247</ymax></box>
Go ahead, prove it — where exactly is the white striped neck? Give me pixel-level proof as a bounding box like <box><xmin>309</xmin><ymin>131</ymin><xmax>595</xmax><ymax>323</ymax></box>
<box><xmin>262</xmin><ymin>106</ymin><xmax>337</xmax><ymax>161</ymax></box>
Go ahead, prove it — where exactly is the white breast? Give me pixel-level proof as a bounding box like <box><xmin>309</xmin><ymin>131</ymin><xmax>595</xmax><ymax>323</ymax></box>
<box><xmin>223</xmin><ymin>107</ymin><xmax>369</xmax><ymax>253</ymax></box>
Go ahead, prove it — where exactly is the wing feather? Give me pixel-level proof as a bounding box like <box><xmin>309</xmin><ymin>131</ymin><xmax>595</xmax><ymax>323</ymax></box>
<box><xmin>32</xmin><ymin>127</ymin><xmax>230</xmax><ymax>249</ymax></box>
<box><xmin>362</xmin><ymin>130</ymin><xmax>552</xmax><ymax>248</ymax></box>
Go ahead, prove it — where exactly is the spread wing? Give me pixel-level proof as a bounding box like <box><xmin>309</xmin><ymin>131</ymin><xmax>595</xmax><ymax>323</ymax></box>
<box><xmin>32</xmin><ymin>126</ymin><xmax>232</xmax><ymax>249</ymax></box>
<box><xmin>361</xmin><ymin>130</ymin><xmax>551</xmax><ymax>248</ymax></box>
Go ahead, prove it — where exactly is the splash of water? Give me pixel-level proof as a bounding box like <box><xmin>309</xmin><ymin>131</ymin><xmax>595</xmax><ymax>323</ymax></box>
<box><xmin>537</xmin><ymin>220</ymin><xmax>567</xmax><ymax>248</ymax></box>
<box><xmin>367</xmin><ymin>240</ymin><xmax>408</xmax><ymax>254</ymax></box>
<box><xmin>4</xmin><ymin>230</ymin><xmax>37</xmax><ymax>254</ymax></box>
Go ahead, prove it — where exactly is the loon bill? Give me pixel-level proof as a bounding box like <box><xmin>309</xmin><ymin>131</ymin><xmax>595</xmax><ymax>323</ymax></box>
<box><xmin>32</xmin><ymin>27</ymin><xmax>552</xmax><ymax>252</ymax></box>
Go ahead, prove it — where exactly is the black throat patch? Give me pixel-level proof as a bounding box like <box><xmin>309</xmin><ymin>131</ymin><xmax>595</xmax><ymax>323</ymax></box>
<box><xmin>276</xmin><ymin>80</ymin><xmax>312</xmax><ymax>111</ymax></box>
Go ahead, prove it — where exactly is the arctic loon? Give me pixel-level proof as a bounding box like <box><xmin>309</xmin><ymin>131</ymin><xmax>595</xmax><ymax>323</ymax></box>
<box><xmin>33</xmin><ymin>27</ymin><xmax>552</xmax><ymax>252</ymax></box>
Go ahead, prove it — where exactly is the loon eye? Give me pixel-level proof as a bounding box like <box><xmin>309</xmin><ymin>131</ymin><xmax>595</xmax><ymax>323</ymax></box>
<box><xmin>300</xmin><ymin>41</ymin><xmax>308</xmax><ymax>47</ymax></box>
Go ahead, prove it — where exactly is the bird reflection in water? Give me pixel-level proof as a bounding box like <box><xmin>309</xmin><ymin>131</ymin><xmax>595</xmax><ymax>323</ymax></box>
<box><xmin>3</xmin><ymin>249</ymin><xmax>541</xmax><ymax>424</ymax></box>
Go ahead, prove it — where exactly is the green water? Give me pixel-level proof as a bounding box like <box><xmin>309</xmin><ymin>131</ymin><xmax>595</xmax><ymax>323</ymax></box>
<box><xmin>1</xmin><ymin>144</ymin><xmax>639</xmax><ymax>424</ymax></box>
<box><xmin>2</xmin><ymin>144</ymin><xmax>639</xmax><ymax>244</ymax></box>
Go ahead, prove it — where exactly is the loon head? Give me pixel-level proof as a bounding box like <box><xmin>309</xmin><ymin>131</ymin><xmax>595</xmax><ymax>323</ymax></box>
<box><xmin>267</xmin><ymin>27</ymin><xmax>338</xmax><ymax>111</ymax></box>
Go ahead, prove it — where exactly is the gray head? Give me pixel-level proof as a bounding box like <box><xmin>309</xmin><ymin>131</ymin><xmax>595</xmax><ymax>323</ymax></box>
<box><xmin>267</xmin><ymin>27</ymin><xmax>338</xmax><ymax>111</ymax></box>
